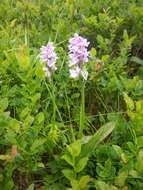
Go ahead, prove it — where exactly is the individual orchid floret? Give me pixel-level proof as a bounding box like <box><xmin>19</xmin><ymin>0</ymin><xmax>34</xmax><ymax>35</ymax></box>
<box><xmin>80</xmin><ymin>69</ymin><xmax>88</xmax><ymax>80</ymax></box>
<box><xmin>69</xmin><ymin>67</ymin><xmax>88</xmax><ymax>80</ymax></box>
<box><xmin>69</xmin><ymin>67</ymin><xmax>81</xmax><ymax>79</ymax></box>
<box><xmin>40</xmin><ymin>42</ymin><xmax>58</xmax><ymax>78</ymax></box>
<box><xmin>68</xmin><ymin>33</ymin><xmax>90</xmax><ymax>80</ymax></box>
<box><xmin>43</xmin><ymin>67</ymin><xmax>51</xmax><ymax>78</ymax></box>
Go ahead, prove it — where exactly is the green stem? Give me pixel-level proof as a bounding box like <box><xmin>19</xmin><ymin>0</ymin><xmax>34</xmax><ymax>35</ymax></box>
<box><xmin>45</xmin><ymin>80</ymin><xmax>62</xmax><ymax>124</ymax></box>
<box><xmin>79</xmin><ymin>81</ymin><xmax>85</xmax><ymax>138</ymax></box>
<box><xmin>51</xmin><ymin>79</ymin><xmax>56</xmax><ymax>124</ymax></box>
<box><xmin>64</xmin><ymin>86</ymin><xmax>75</xmax><ymax>142</ymax></box>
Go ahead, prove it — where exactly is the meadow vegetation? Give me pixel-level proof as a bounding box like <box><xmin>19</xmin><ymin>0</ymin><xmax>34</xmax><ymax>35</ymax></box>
<box><xmin>0</xmin><ymin>0</ymin><xmax>143</xmax><ymax>189</ymax></box>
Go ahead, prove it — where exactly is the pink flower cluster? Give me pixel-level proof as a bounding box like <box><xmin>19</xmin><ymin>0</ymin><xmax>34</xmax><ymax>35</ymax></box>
<box><xmin>40</xmin><ymin>33</ymin><xmax>90</xmax><ymax>80</ymax></box>
<box><xmin>68</xmin><ymin>33</ymin><xmax>90</xmax><ymax>80</ymax></box>
<box><xmin>40</xmin><ymin>42</ymin><xmax>58</xmax><ymax>78</ymax></box>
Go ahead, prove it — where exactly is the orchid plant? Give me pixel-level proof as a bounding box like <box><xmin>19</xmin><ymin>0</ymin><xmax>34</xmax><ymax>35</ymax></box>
<box><xmin>40</xmin><ymin>42</ymin><xmax>58</xmax><ymax>125</ymax></box>
<box><xmin>68</xmin><ymin>33</ymin><xmax>90</xmax><ymax>138</ymax></box>
<box><xmin>40</xmin><ymin>33</ymin><xmax>90</xmax><ymax>138</ymax></box>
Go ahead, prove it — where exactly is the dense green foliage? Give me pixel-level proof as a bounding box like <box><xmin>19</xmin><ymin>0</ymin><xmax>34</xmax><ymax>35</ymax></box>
<box><xmin>1</xmin><ymin>0</ymin><xmax>143</xmax><ymax>189</ymax></box>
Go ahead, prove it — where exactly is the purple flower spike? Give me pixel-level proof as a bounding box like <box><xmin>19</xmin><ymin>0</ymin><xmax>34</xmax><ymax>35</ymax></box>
<box><xmin>40</xmin><ymin>42</ymin><xmax>58</xmax><ymax>78</ymax></box>
<box><xmin>68</xmin><ymin>33</ymin><xmax>90</xmax><ymax>80</ymax></box>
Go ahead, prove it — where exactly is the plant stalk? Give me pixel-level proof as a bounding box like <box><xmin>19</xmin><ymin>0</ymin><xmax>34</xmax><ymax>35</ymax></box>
<box><xmin>79</xmin><ymin>81</ymin><xmax>85</xmax><ymax>138</ymax></box>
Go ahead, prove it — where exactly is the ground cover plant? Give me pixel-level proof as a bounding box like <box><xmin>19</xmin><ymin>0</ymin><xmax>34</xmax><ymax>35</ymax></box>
<box><xmin>1</xmin><ymin>0</ymin><xmax>143</xmax><ymax>189</ymax></box>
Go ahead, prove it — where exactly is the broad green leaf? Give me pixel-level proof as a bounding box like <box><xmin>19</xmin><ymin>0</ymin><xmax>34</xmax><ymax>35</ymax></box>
<box><xmin>16</xmin><ymin>45</ymin><xmax>30</xmax><ymax>70</ymax></box>
<box><xmin>79</xmin><ymin>175</ymin><xmax>90</xmax><ymax>188</ymax></box>
<box><xmin>129</xmin><ymin>169</ymin><xmax>138</xmax><ymax>178</ymax></box>
<box><xmin>20</xmin><ymin>107</ymin><xmax>31</xmax><ymax>120</ymax></box>
<box><xmin>62</xmin><ymin>169</ymin><xmax>76</xmax><ymax>180</ymax></box>
<box><xmin>74</xmin><ymin>157</ymin><xmax>88</xmax><ymax>173</ymax></box>
<box><xmin>123</xmin><ymin>93</ymin><xmax>134</xmax><ymax>111</ymax></box>
<box><xmin>31</xmin><ymin>93</ymin><xmax>41</xmax><ymax>104</ymax></box>
<box><xmin>70</xmin><ymin>179</ymin><xmax>79</xmax><ymax>189</ymax></box>
<box><xmin>101</xmin><ymin>55</ymin><xmax>109</xmax><ymax>62</ymax></box>
<box><xmin>80</xmin><ymin>122</ymin><xmax>115</xmax><ymax>157</ymax></box>
<box><xmin>137</xmin><ymin>136</ymin><xmax>143</xmax><ymax>148</ymax></box>
<box><xmin>9</xmin><ymin>118</ymin><xmax>20</xmax><ymax>133</ymax></box>
<box><xmin>95</xmin><ymin>180</ymin><xmax>110</xmax><ymax>190</ymax></box>
<box><xmin>90</xmin><ymin>48</ymin><xmax>97</xmax><ymax>57</ymax></box>
<box><xmin>24</xmin><ymin>115</ymin><xmax>34</xmax><ymax>127</ymax></box>
<box><xmin>67</xmin><ymin>140</ymin><xmax>81</xmax><ymax>157</ymax></box>
<box><xmin>114</xmin><ymin>170</ymin><xmax>128</xmax><ymax>187</ymax></box>
<box><xmin>37</xmin><ymin>162</ymin><xmax>45</xmax><ymax>168</ymax></box>
<box><xmin>62</xmin><ymin>154</ymin><xmax>74</xmax><ymax>167</ymax></box>
<box><xmin>95</xmin><ymin>184</ymin><xmax>119</xmax><ymax>190</ymax></box>
<box><xmin>110</xmin><ymin>186</ymin><xmax>119</xmax><ymax>190</ymax></box>
<box><xmin>136</xmin><ymin>100</ymin><xmax>143</xmax><ymax>112</ymax></box>
<box><xmin>112</xmin><ymin>145</ymin><xmax>128</xmax><ymax>163</ymax></box>
<box><xmin>123</xmin><ymin>30</ymin><xmax>129</xmax><ymax>41</ymax></box>
<box><xmin>30</xmin><ymin>139</ymin><xmax>46</xmax><ymax>152</ymax></box>
<box><xmin>36</xmin><ymin>112</ymin><xmax>45</xmax><ymax>124</ymax></box>
<box><xmin>112</xmin><ymin>145</ymin><xmax>123</xmax><ymax>156</ymax></box>
<box><xmin>35</xmin><ymin>64</ymin><xmax>45</xmax><ymax>78</ymax></box>
<box><xmin>0</xmin><ymin>98</ymin><xmax>8</xmax><ymax>112</ymax></box>
<box><xmin>136</xmin><ymin>150</ymin><xmax>143</xmax><ymax>172</ymax></box>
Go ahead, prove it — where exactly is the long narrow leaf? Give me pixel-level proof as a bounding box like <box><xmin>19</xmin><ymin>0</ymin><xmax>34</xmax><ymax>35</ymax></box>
<box><xmin>131</xmin><ymin>56</ymin><xmax>143</xmax><ymax>66</ymax></box>
<box><xmin>80</xmin><ymin>122</ymin><xmax>115</xmax><ymax>158</ymax></box>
